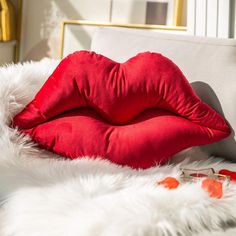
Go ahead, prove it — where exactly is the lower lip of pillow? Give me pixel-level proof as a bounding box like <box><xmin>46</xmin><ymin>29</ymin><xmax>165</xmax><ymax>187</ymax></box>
<box><xmin>22</xmin><ymin>107</ymin><xmax>229</xmax><ymax>169</ymax></box>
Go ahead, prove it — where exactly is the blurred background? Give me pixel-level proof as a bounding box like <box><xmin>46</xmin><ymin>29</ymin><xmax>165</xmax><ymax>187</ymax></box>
<box><xmin>0</xmin><ymin>0</ymin><xmax>235</xmax><ymax>65</ymax></box>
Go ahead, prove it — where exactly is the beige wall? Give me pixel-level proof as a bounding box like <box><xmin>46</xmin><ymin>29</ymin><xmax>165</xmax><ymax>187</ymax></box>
<box><xmin>20</xmin><ymin>0</ymin><xmax>111</xmax><ymax>61</ymax></box>
<box><xmin>19</xmin><ymin>0</ymin><xmax>187</xmax><ymax>61</ymax></box>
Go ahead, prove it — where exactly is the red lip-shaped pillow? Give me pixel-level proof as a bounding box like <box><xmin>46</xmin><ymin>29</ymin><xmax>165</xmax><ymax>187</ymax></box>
<box><xmin>13</xmin><ymin>51</ymin><xmax>230</xmax><ymax>168</ymax></box>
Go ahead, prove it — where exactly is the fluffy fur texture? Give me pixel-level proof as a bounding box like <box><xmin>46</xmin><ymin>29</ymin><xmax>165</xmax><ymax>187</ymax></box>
<box><xmin>0</xmin><ymin>59</ymin><xmax>236</xmax><ymax>236</ymax></box>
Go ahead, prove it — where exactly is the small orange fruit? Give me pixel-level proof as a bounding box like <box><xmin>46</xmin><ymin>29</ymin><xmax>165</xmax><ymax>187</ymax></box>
<box><xmin>201</xmin><ymin>178</ymin><xmax>223</xmax><ymax>199</ymax></box>
<box><xmin>157</xmin><ymin>177</ymin><xmax>180</xmax><ymax>189</ymax></box>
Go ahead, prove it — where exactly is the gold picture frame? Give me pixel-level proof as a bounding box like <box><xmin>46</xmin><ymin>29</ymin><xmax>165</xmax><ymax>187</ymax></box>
<box><xmin>60</xmin><ymin>0</ymin><xmax>186</xmax><ymax>58</ymax></box>
<box><xmin>60</xmin><ymin>20</ymin><xmax>187</xmax><ymax>59</ymax></box>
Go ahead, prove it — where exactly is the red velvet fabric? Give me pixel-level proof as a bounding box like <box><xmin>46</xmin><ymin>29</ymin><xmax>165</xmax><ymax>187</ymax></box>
<box><xmin>13</xmin><ymin>51</ymin><xmax>230</xmax><ymax>168</ymax></box>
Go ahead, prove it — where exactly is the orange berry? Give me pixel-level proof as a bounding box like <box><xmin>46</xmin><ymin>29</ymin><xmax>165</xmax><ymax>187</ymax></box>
<box><xmin>158</xmin><ymin>177</ymin><xmax>180</xmax><ymax>189</ymax></box>
<box><xmin>201</xmin><ymin>178</ymin><xmax>223</xmax><ymax>199</ymax></box>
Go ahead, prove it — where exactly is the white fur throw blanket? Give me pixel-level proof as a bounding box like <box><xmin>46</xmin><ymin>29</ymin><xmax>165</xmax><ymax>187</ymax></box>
<box><xmin>0</xmin><ymin>59</ymin><xmax>236</xmax><ymax>236</ymax></box>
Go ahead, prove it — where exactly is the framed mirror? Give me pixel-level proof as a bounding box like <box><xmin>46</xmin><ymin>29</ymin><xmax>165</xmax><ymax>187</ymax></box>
<box><xmin>60</xmin><ymin>20</ymin><xmax>187</xmax><ymax>58</ymax></box>
<box><xmin>60</xmin><ymin>0</ymin><xmax>187</xmax><ymax>58</ymax></box>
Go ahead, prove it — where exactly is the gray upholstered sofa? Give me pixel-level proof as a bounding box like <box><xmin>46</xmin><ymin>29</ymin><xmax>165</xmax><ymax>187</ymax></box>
<box><xmin>1</xmin><ymin>27</ymin><xmax>235</xmax><ymax>236</ymax></box>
